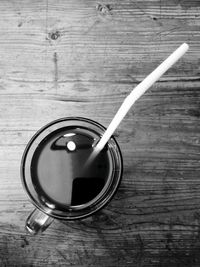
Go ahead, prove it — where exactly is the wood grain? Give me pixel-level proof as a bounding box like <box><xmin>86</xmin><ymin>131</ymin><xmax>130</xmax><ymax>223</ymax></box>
<box><xmin>0</xmin><ymin>0</ymin><xmax>200</xmax><ymax>266</ymax></box>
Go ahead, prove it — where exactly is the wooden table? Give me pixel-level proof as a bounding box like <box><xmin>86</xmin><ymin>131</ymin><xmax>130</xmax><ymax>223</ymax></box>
<box><xmin>0</xmin><ymin>0</ymin><xmax>200</xmax><ymax>266</ymax></box>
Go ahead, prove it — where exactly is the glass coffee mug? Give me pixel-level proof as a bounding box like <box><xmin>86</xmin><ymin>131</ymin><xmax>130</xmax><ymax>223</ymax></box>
<box><xmin>21</xmin><ymin>117</ymin><xmax>123</xmax><ymax>235</ymax></box>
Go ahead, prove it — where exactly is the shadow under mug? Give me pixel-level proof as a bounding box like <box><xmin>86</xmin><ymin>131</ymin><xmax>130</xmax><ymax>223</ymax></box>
<box><xmin>21</xmin><ymin>117</ymin><xmax>123</xmax><ymax>235</ymax></box>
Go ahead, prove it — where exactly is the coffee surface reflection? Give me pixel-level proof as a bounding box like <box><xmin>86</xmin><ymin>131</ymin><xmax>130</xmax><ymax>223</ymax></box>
<box><xmin>31</xmin><ymin>127</ymin><xmax>111</xmax><ymax>209</ymax></box>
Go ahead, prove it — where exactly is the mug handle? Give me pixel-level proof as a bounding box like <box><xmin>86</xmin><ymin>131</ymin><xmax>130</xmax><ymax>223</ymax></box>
<box><xmin>25</xmin><ymin>208</ymin><xmax>54</xmax><ymax>235</ymax></box>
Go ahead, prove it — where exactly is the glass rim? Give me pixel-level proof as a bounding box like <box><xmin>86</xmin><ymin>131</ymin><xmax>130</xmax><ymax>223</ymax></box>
<box><xmin>21</xmin><ymin>117</ymin><xmax>123</xmax><ymax>220</ymax></box>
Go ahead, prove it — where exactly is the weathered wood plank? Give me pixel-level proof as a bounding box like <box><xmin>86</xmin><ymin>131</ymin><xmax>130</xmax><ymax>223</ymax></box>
<box><xmin>0</xmin><ymin>0</ymin><xmax>200</xmax><ymax>266</ymax></box>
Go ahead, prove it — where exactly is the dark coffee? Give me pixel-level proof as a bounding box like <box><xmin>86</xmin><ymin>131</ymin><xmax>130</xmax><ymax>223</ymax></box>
<box><xmin>31</xmin><ymin>126</ymin><xmax>112</xmax><ymax>208</ymax></box>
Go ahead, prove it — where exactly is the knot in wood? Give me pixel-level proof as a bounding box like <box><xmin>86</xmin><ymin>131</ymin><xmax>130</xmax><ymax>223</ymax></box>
<box><xmin>96</xmin><ymin>3</ymin><xmax>112</xmax><ymax>15</ymax></box>
<box><xmin>49</xmin><ymin>30</ymin><xmax>60</xmax><ymax>40</ymax></box>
